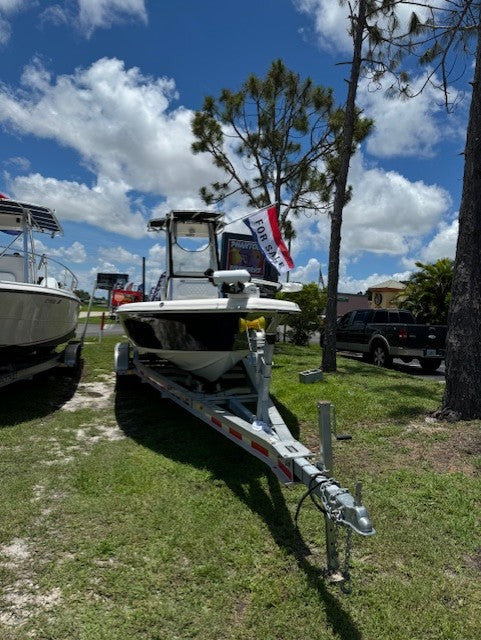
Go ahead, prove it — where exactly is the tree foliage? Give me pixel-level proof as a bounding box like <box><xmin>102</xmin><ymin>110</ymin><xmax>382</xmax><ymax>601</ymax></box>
<box><xmin>359</xmin><ymin>1</ymin><xmax>479</xmax><ymax>107</ymax></box>
<box><xmin>277</xmin><ymin>283</ymin><xmax>326</xmax><ymax>346</ymax></box>
<box><xmin>74</xmin><ymin>289</ymin><xmax>90</xmax><ymax>302</ymax></box>
<box><xmin>191</xmin><ymin>59</ymin><xmax>371</xmax><ymax>227</ymax></box>
<box><xmin>396</xmin><ymin>258</ymin><xmax>453</xmax><ymax>324</ymax></box>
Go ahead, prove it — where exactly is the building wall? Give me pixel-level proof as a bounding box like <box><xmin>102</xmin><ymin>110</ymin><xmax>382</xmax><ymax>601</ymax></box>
<box><xmin>336</xmin><ymin>292</ymin><xmax>370</xmax><ymax>316</ymax></box>
<box><xmin>368</xmin><ymin>288</ymin><xmax>405</xmax><ymax>309</ymax></box>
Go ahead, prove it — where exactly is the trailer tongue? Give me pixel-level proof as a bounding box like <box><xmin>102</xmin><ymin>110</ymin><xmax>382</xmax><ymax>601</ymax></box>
<box><xmin>115</xmin><ymin>312</ymin><xmax>374</xmax><ymax>585</ymax></box>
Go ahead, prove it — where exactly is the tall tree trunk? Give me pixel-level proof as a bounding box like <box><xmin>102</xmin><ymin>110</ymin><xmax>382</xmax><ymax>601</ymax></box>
<box><xmin>441</xmin><ymin>18</ymin><xmax>481</xmax><ymax>420</ymax></box>
<box><xmin>322</xmin><ymin>0</ymin><xmax>366</xmax><ymax>372</ymax></box>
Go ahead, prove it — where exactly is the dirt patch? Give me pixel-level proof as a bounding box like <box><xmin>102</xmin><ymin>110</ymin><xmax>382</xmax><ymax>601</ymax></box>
<box><xmin>61</xmin><ymin>377</ymin><xmax>115</xmax><ymax>412</ymax></box>
<box><xmin>393</xmin><ymin>420</ymin><xmax>481</xmax><ymax>475</ymax></box>
<box><xmin>463</xmin><ymin>549</ymin><xmax>481</xmax><ymax>572</ymax></box>
<box><xmin>0</xmin><ymin>538</ymin><xmax>62</xmax><ymax>629</ymax></box>
<box><xmin>76</xmin><ymin>422</ymin><xmax>125</xmax><ymax>444</ymax></box>
<box><xmin>1</xmin><ymin>538</ymin><xmax>30</xmax><ymax>565</ymax></box>
<box><xmin>0</xmin><ymin>579</ymin><xmax>61</xmax><ymax>628</ymax></box>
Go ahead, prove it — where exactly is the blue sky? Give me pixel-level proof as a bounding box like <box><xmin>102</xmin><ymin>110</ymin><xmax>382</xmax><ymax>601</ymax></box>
<box><xmin>0</xmin><ymin>0</ymin><xmax>469</xmax><ymax>293</ymax></box>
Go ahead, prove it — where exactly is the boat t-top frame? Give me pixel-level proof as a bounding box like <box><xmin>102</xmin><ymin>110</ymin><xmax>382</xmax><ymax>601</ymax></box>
<box><xmin>0</xmin><ymin>198</ymin><xmax>75</xmax><ymax>287</ymax></box>
<box><xmin>148</xmin><ymin>210</ymin><xmax>225</xmax><ymax>300</ymax></box>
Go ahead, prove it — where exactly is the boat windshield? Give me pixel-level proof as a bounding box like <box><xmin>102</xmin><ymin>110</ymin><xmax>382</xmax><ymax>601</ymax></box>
<box><xmin>171</xmin><ymin>221</ymin><xmax>218</xmax><ymax>276</ymax></box>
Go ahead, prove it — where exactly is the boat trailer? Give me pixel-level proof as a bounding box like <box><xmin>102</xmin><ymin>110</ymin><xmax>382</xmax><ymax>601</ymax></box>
<box><xmin>115</xmin><ymin>321</ymin><xmax>374</xmax><ymax>584</ymax></box>
<box><xmin>0</xmin><ymin>340</ymin><xmax>82</xmax><ymax>389</ymax></box>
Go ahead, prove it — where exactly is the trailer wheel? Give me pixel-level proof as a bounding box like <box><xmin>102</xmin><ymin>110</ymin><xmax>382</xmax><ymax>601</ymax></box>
<box><xmin>419</xmin><ymin>358</ymin><xmax>442</xmax><ymax>373</ymax></box>
<box><xmin>371</xmin><ymin>343</ymin><xmax>392</xmax><ymax>368</ymax></box>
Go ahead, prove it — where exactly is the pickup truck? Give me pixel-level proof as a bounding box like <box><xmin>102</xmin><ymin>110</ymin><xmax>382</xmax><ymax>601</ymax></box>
<box><xmin>332</xmin><ymin>308</ymin><xmax>447</xmax><ymax>372</ymax></box>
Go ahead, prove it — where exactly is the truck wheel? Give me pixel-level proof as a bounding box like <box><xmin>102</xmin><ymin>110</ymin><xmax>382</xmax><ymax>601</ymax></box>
<box><xmin>419</xmin><ymin>358</ymin><xmax>442</xmax><ymax>373</ymax></box>
<box><xmin>371</xmin><ymin>344</ymin><xmax>392</xmax><ymax>368</ymax></box>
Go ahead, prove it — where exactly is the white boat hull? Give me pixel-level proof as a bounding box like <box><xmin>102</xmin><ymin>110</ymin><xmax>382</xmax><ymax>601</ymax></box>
<box><xmin>135</xmin><ymin>348</ymin><xmax>249</xmax><ymax>382</ymax></box>
<box><xmin>0</xmin><ymin>282</ymin><xmax>80</xmax><ymax>358</ymax></box>
<box><xmin>117</xmin><ymin>297</ymin><xmax>298</xmax><ymax>382</ymax></box>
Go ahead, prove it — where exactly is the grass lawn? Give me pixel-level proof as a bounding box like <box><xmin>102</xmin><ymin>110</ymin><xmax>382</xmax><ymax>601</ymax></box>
<box><xmin>0</xmin><ymin>339</ymin><xmax>479</xmax><ymax>639</ymax></box>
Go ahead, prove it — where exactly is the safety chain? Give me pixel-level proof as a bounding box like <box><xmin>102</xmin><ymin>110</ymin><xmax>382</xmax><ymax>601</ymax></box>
<box><xmin>294</xmin><ymin>474</ymin><xmax>356</xmax><ymax>591</ymax></box>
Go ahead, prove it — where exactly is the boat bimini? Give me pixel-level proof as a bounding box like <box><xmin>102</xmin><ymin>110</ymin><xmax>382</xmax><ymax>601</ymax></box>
<box><xmin>116</xmin><ymin>210</ymin><xmax>300</xmax><ymax>382</ymax></box>
<box><xmin>0</xmin><ymin>197</ymin><xmax>80</xmax><ymax>362</ymax></box>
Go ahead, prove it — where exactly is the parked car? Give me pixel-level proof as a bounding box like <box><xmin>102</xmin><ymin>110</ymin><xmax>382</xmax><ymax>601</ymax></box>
<box><xmin>323</xmin><ymin>308</ymin><xmax>447</xmax><ymax>372</ymax></box>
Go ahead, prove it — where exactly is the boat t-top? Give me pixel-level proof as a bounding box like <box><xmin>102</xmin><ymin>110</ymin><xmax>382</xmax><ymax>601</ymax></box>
<box><xmin>116</xmin><ymin>210</ymin><xmax>300</xmax><ymax>382</ymax></box>
<box><xmin>0</xmin><ymin>197</ymin><xmax>80</xmax><ymax>363</ymax></box>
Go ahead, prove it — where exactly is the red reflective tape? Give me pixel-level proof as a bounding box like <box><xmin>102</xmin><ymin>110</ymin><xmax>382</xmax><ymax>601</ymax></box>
<box><xmin>251</xmin><ymin>441</ymin><xmax>269</xmax><ymax>457</ymax></box>
<box><xmin>278</xmin><ymin>460</ymin><xmax>292</xmax><ymax>480</ymax></box>
<box><xmin>211</xmin><ymin>417</ymin><xmax>222</xmax><ymax>428</ymax></box>
<box><xmin>229</xmin><ymin>427</ymin><xmax>242</xmax><ymax>440</ymax></box>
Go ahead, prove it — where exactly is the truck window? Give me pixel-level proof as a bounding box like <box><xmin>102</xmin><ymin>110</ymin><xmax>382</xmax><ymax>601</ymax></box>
<box><xmin>373</xmin><ymin>310</ymin><xmax>388</xmax><ymax>323</ymax></box>
<box><xmin>338</xmin><ymin>312</ymin><xmax>352</xmax><ymax>328</ymax></box>
<box><xmin>399</xmin><ymin>311</ymin><xmax>415</xmax><ymax>324</ymax></box>
<box><xmin>388</xmin><ymin>311</ymin><xmax>399</xmax><ymax>323</ymax></box>
<box><xmin>352</xmin><ymin>310</ymin><xmax>371</xmax><ymax>324</ymax></box>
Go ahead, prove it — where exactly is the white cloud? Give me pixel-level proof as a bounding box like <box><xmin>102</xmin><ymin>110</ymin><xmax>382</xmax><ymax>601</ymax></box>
<box><xmin>294</xmin><ymin>0</ymin><xmax>351</xmax><ymax>53</ymax></box>
<box><xmin>290</xmin><ymin>257</ymin><xmax>321</xmax><ymax>284</ymax></box>
<box><xmin>77</xmin><ymin>0</ymin><xmax>147</xmax><ymax>34</ymax></box>
<box><xmin>294</xmin><ymin>0</ymin><xmax>437</xmax><ymax>55</ymax></box>
<box><xmin>25</xmin><ymin>238</ymin><xmax>86</xmax><ymax>286</ymax></box>
<box><xmin>0</xmin><ymin>0</ymin><xmax>29</xmax><ymax>14</ymax></box>
<box><xmin>3</xmin><ymin>156</ymin><xmax>30</xmax><ymax>171</ymax></box>
<box><xmin>338</xmin><ymin>152</ymin><xmax>451</xmax><ymax>255</ymax></box>
<box><xmin>0</xmin><ymin>57</ymin><xmax>223</xmax><ymax>201</ymax></box>
<box><xmin>0</xmin><ymin>15</ymin><xmax>11</xmax><ymax>44</ymax></box>
<box><xmin>421</xmin><ymin>218</ymin><xmax>458</xmax><ymax>261</ymax></box>
<box><xmin>148</xmin><ymin>243</ymin><xmax>165</xmax><ymax>266</ymax></box>
<box><xmin>40</xmin><ymin>0</ymin><xmax>147</xmax><ymax>37</ymax></box>
<box><xmin>401</xmin><ymin>217</ymin><xmax>458</xmax><ymax>268</ymax></box>
<box><xmin>288</xmin><ymin>151</ymin><xmax>451</xmax><ymax>261</ymax></box>
<box><xmin>50</xmin><ymin>240</ymin><xmax>87</xmax><ymax>264</ymax></box>
<box><xmin>358</xmin><ymin>75</ymin><xmax>461</xmax><ymax>158</ymax></box>
<box><xmin>338</xmin><ymin>269</ymin><xmax>412</xmax><ymax>295</ymax></box>
<box><xmin>6</xmin><ymin>173</ymin><xmax>147</xmax><ymax>238</ymax></box>
<box><xmin>98</xmin><ymin>245</ymin><xmax>140</xmax><ymax>264</ymax></box>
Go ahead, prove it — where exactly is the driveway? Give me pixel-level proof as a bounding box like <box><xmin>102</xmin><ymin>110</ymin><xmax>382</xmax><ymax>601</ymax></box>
<box><xmin>338</xmin><ymin>352</ymin><xmax>445</xmax><ymax>382</ymax></box>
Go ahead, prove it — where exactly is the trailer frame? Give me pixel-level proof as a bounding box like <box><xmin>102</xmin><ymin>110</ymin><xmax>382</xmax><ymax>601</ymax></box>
<box><xmin>0</xmin><ymin>340</ymin><xmax>82</xmax><ymax>389</ymax></box>
<box><xmin>115</xmin><ymin>336</ymin><xmax>374</xmax><ymax>581</ymax></box>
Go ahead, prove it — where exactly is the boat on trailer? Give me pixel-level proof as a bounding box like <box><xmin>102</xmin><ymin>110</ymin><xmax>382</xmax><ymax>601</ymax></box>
<box><xmin>0</xmin><ymin>197</ymin><xmax>80</xmax><ymax>376</ymax></box>
<box><xmin>116</xmin><ymin>209</ymin><xmax>374</xmax><ymax>582</ymax></box>
<box><xmin>116</xmin><ymin>210</ymin><xmax>301</xmax><ymax>382</ymax></box>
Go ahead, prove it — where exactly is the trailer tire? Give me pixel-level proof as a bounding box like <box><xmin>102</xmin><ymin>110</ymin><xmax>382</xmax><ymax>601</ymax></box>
<box><xmin>371</xmin><ymin>343</ymin><xmax>392</xmax><ymax>368</ymax></box>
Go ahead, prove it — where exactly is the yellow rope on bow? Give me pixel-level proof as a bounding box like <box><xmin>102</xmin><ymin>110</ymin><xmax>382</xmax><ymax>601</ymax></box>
<box><xmin>239</xmin><ymin>316</ymin><xmax>265</xmax><ymax>332</ymax></box>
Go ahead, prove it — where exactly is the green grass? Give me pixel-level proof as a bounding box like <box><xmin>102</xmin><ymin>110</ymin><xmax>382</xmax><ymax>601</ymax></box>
<box><xmin>0</xmin><ymin>339</ymin><xmax>480</xmax><ymax>639</ymax></box>
<box><xmin>80</xmin><ymin>303</ymin><xmax>109</xmax><ymax>313</ymax></box>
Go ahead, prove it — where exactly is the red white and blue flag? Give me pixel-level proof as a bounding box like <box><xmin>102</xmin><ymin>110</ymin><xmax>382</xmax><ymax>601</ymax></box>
<box><xmin>243</xmin><ymin>205</ymin><xmax>294</xmax><ymax>275</ymax></box>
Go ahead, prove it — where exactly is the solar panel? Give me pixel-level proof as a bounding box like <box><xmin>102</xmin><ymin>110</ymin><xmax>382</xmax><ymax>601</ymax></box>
<box><xmin>0</xmin><ymin>199</ymin><xmax>63</xmax><ymax>236</ymax></box>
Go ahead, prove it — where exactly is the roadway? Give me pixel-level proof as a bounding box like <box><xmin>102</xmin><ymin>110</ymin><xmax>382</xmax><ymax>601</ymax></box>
<box><xmin>310</xmin><ymin>332</ymin><xmax>445</xmax><ymax>382</ymax></box>
<box><xmin>337</xmin><ymin>352</ymin><xmax>445</xmax><ymax>382</ymax></box>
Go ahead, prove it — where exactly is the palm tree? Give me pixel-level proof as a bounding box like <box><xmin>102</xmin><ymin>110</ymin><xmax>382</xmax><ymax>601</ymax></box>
<box><xmin>398</xmin><ymin>259</ymin><xmax>453</xmax><ymax>324</ymax></box>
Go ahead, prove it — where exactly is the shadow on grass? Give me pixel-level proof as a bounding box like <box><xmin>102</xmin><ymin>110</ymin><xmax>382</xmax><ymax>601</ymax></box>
<box><xmin>0</xmin><ymin>361</ymin><xmax>83</xmax><ymax>428</ymax></box>
<box><xmin>115</xmin><ymin>378</ymin><xmax>362</xmax><ymax>640</ymax></box>
<box><xmin>339</xmin><ymin>353</ymin><xmax>445</xmax><ymax>379</ymax></box>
